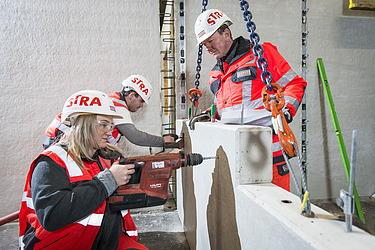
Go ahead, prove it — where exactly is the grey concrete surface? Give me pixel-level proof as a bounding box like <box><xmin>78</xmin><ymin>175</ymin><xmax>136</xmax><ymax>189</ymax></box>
<box><xmin>0</xmin><ymin>222</ymin><xmax>18</xmax><ymax>250</ymax></box>
<box><xmin>132</xmin><ymin>210</ymin><xmax>190</xmax><ymax>250</ymax></box>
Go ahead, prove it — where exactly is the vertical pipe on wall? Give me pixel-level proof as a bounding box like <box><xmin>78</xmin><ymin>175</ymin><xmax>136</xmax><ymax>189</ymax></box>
<box><xmin>301</xmin><ymin>0</ymin><xmax>308</xmax><ymax>187</ymax></box>
<box><xmin>160</xmin><ymin>0</ymin><xmax>176</xmax><ymax>135</ymax></box>
<box><xmin>160</xmin><ymin>0</ymin><xmax>177</xmax><ymax>205</ymax></box>
<box><xmin>178</xmin><ymin>0</ymin><xmax>187</xmax><ymax>119</ymax></box>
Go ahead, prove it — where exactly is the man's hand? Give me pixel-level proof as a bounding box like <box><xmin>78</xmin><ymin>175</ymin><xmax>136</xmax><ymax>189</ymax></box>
<box><xmin>110</xmin><ymin>163</ymin><xmax>135</xmax><ymax>186</ymax></box>
<box><xmin>163</xmin><ymin>133</ymin><xmax>178</xmax><ymax>142</ymax></box>
<box><xmin>189</xmin><ymin>111</ymin><xmax>210</xmax><ymax>130</ymax></box>
<box><xmin>163</xmin><ymin>135</ymin><xmax>174</xmax><ymax>142</ymax></box>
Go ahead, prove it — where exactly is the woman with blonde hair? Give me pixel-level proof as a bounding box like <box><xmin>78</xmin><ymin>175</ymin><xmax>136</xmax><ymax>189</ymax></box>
<box><xmin>19</xmin><ymin>90</ymin><xmax>148</xmax><ymax>249</ymax></box>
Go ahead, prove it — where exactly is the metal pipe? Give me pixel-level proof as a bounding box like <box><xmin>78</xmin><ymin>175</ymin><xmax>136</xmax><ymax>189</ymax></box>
<box><xmin>346</xmin><ymin>130</ymin><xmax>357</xmax><ymax>232</ymax></box>
<box><xmin>0</xmin><ymin>211</ymin><xmax>19</xmax><ymax>226</ymax></box>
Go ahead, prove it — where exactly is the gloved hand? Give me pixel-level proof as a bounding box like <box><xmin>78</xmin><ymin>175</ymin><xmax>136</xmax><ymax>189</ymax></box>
<box><xmin>189</xmin><ymin>111</ymin><xmax>210</xmax><ymax>130</ymax></box>
<box><xmin>283</xmin><ymin>108</ymin><xmax>293</xmax><ymax>124</ymax></box>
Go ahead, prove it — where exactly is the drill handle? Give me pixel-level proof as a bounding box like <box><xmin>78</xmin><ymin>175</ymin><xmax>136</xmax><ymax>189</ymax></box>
<box><xmin>118</xmin><ymin>155</ymin><xmax>144</xmax><ymax>185</ymax></box>
<box><xmin>119</xmin><ymin>155</ymin><xmax>127</xmax><ymax>165</ymax></box>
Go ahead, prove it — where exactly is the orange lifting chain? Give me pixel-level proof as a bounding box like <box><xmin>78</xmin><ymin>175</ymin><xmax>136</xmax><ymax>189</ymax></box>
<box><xmin>262</xmin><ymin>83</ymin><xmax>298</xmax><ymax>158</ymax></box>
<box><xmin>189</xmin><ymin>88</ymin><xmax>203</xmax><ymax>107</ymax></box>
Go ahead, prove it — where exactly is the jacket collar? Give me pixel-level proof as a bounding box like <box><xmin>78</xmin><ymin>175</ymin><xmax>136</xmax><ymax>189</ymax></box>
<box><xmin>219</xmin><ymin>37</ymin><xmax>250</xmax><ymax>65</ymax></box>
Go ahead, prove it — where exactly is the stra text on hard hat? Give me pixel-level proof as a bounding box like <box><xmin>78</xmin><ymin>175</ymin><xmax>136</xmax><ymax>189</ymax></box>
<box><xmin>195</xmin><ymin>9</ymin><xmax>232</xmax><ymax>45</ymax></box>
<box><xmin>122</xmin><ymin>75</ymin><xmax>153</xmax><ymax>104</ymax></box>
<box><xmin>61</xmin><ymin>90</ymin><xmax>121</xmax><ymax>122</ymax></box>
<box><xmin>66</xmin><ymin>95</ymin><xmax>103</xmax><ymax>108</ymax></box>
<box><xmin>130</xmin><ymin>76</ymin><xmax>149</xmax><ymax>97</ymax></box>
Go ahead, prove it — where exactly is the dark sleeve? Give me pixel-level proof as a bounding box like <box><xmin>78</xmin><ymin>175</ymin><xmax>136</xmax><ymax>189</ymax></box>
<box><xmin>30</xmin><ymin>156</ymin><xmax>108</xmax><ymax>232</ymax></box>
<box><xmin>116</xmin><ymin>123</ymin><xmax>164</xmax><ymax>147</ymax></box>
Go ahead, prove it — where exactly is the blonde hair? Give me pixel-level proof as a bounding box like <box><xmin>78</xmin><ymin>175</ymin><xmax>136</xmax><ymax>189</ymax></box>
<box><xmin>66</xmin><ymin>114</ymin><xmax>123</xmax><ymax>169</ymax></box>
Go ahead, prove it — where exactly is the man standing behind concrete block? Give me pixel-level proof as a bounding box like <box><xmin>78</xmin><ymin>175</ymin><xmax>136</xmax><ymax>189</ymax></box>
<box><xmin>43</xmin><ymin>75</ymin><xmax>175</xmax><ymax>150</ymax></box>
<box><xmin>192</xmin><ymin>9</ymin><xmax>307</xmax><ymax>191</ymax></box>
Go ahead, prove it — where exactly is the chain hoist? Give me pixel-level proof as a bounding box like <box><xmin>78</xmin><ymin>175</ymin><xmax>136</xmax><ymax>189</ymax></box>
<box><xmin>239</xmin><ymin>0</ymin><xmax>311</xmax><ymax>215</ymax></box>
<box><xmin>239</xmin><ymin>0</ymin><xmax>272</xmax><ymax>92</ymax></box>
<box><xmin>189</xmin><ymin>0</ymin><xmax>208</xmax><ymax>117</ymax></box>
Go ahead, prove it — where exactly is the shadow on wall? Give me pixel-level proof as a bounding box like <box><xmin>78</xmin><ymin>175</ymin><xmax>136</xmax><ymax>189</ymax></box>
<box><xmin>180</xmin><ymin>122</ymin><xmax>197</xmax><ymax>250</ymax></box>
<box><xmin>240</xmin><ymin>130</ymin><xmax>269</xmax><ymax>171</ymax></box>
<box><xmin>207</xmin><ymin>146</ymin><xmax>241</xmax><ymax>250</ymax></box>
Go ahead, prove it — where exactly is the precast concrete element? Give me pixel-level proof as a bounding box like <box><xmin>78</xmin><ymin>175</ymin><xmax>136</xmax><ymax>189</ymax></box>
<box><xmin>176</xmin><ymin>120</ymin><xmax>273</xmax><ymax>249</ymax></box>
<box><xmin>175</xmin><ymin>120</ymin><xmax>375</xmax><ymax>249</ymax></box>
<box><xmin>237</xmin><ymin>185</ymin><xmax>375</xmax><ymax>249</ymax></box>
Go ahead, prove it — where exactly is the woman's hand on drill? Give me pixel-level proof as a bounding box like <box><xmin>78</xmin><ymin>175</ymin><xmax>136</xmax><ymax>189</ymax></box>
<box><xmin>110</xmin><ymin>163</ymin><xmax>135</xmax><ymax>186</ymax></box>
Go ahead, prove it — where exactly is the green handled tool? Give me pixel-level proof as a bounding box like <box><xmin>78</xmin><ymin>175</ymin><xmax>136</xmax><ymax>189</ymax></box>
<box><xmin>187</xmin><ymin>107</ymin><xmax>192</xmax><ymax>119</ymax></box>
<box><xmin>211</xmin><ymin>104</ymin><xmax>216</xmax><ymax>122</ymax></box>
<box><xmin>317</xmin><ymin>58</ymin><xmax>365</xmax><ymax>224</ymax></box>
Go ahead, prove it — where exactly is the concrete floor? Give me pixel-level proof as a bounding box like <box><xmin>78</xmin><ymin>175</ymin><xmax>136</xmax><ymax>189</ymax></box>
<box><xmin>131</xmin><ymin>205</ymin><xmax>190</xmax><ymax>250</ymax></box>
<box><xmin>1</xmin><ymin>197</ymin><xmax>374</xmax><ymax>249</ymax></box>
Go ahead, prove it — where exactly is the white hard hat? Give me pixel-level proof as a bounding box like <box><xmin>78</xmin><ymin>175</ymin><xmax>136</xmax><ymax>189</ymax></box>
<box><xmin>122</xmin><ymin>75</ymin><xmax>153</xmax><ymax>104</ymax></box>
<box><xmin>61</xmin><ymin>90</ymin><xmax>123</xmax><ymax>122</ymax></box>
<box><xmin>195</xmin><ymin>9</ymin><xmax>232</xmax><ymax>45</ymax></box>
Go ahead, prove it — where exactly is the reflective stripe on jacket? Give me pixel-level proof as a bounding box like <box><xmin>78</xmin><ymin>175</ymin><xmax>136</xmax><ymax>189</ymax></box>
<box><xmin>108</xmin><ymin>92</ymin><xmax>131</xmax><ymax>145</ymax></box>
<box><xmin>19</xmin><ymin>145</ymin><xmax>137</xmax><ymax>249</ymax></box>
<box><xmin>42</xmin><ymin>113</ymin><xmax>70</xmax><ymax>149</ymax></box>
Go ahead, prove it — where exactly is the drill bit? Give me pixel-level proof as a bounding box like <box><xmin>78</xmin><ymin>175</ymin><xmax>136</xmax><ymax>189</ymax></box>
<box><xmin>203</xmin><ymin>156</ymin><xmax>218</xmax><ymax>160</ymax></box>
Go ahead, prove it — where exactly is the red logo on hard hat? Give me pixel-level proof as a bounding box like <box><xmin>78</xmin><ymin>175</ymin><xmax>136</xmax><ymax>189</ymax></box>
<box><xmin>131</xmin><ymin>77</ymin><xmax>149</xmax><ymax>96</ymax></box>
<box><xmin>66</xmin><ymin>95</ymin><xmax>102</xmax><ymax>107</ymax></box>
<box><xmin>198</xmin><ymin>30</ymin><xmax>206</xmax><ymax>38</ymax></box>
<box><xmin>207</xmin><ymin>11</ymin><xmax>223</xmax><ymax>26</ymax></box>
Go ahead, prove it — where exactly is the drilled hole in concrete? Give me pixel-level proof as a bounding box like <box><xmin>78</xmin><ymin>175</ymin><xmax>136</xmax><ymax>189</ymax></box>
<box><xmin>281</xmin><ymin>200</ymin><xmax>292</xmax><ymax>204</ymax></box>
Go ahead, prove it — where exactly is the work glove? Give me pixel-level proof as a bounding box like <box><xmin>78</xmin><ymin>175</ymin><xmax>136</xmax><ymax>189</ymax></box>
<box><xmin>283</xmin><ymin>108</ymin><xmax>293</xmax><ymax>124</ymax></box>
<box><xmin>189</xmin><ymin>111</ymin><xmax>210</xmax><ymax>130</ymax></box>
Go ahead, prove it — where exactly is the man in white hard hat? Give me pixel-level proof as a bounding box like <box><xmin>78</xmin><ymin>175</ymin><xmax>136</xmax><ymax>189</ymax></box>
<box><xmin>193</xmin><ymin>9</ymin><xmax>307</xmax><ymax>191</ymax></box>
<box><xmin>43</xmin><ymin>75</ymin><xmax>175</xmax><ymax>150</ymax></box>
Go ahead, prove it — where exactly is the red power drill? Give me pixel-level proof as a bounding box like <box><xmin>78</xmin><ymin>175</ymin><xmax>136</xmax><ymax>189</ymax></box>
<box><xmin>108</xmin><ymin>151</ymin><xmax>216</xmax><ymax>211</ymax></box>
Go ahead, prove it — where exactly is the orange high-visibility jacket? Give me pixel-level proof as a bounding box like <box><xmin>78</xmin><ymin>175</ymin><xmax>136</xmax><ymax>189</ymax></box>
<box><xmin>208</xmin><ymin>38</ymin><xmax>307</xmax><ymax>126</ymax></box>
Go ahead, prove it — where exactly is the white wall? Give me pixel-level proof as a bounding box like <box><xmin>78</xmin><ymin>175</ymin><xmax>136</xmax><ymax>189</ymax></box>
<box><xmin>179</xmin><ymin>0</ymin><xmax>375</xmax><ymax>199</ymax></box>
<box><xmin>0</xmin><ymin>0</ymin><xmax>161</xmax><ymax>215</ymax></box>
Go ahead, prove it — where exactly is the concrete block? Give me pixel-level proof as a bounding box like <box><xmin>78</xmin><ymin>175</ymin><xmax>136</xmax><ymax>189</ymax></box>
<box><xmin>175</xmin><ymin>120</ymin><xmax>375</xmax><ymax>249</ymax></box>
<box><xmin>236</xmin><ymin>184</ymin><xmax>375</xmax><ymax>249</ymax></box>
<box><xmin>176</xmin><ymin>120</ymin><xmax>273</xmax><ymax>249</ymax></box>
<box><xmin>177</xmin><ymin>120</ymin><xmax>273</xmax><ymax>186</ymax></box>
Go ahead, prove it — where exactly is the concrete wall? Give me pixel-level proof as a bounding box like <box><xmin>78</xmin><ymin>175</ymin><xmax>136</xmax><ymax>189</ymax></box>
<box><xmin>0</xmin><ymin>0</ymin><xmax>161</xmax><ymax>216</ymax></box>
<box><xmin>178</xmin><ymin>0</ymin><xmax>375</xmax><ymax>199</ymax></box>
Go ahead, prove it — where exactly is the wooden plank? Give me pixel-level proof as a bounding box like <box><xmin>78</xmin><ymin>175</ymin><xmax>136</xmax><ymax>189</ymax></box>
<box><xmin>349</xmin><ymin>0</ymin><xmax>375</xmax><ymax>10</ymax></box>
